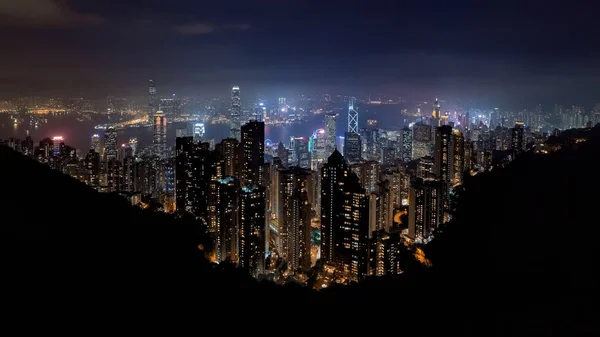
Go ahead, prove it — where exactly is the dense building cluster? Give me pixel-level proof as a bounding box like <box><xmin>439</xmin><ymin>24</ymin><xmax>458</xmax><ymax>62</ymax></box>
<box><xmin>2</xmin><ymin>82</ymin><xmax>595</xmax><ymax>287</ymax></box>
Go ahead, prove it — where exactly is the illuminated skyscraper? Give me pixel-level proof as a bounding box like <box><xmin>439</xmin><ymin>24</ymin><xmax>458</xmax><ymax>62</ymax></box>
<box><xmin>148</xmin><ymin>79</ymin><xmax>157</xmax><ymax>116</ymax></box>
<box><xmin>451</xmin><ymin>130</ymin><xmax>465</xmax><ymax>184</ymax></box>
<box><xmin>401</xmin><ymin>126</ymin><xmax>412</xmax><ymax>162</ymax></box>
<box><xmin>343</xmin><ymin>132</ymin><xmax>361</xmax><ymax>163</ymax></box>
<box><xmin>434</xmin><ymin>125</ymin><xmax>453</xmax><ymax>210</ymax></box>
<box><xmin>88</xmin><ymin>134</ymin><xmax>100</xmax><ymax>153</ymax></box>
<box><xmin>348</xmin><ymin>97</ymin><xmax>358</xmax><ymax>133</ymax></box>
<box><xmin>230</xmin><ymin>86</ymin><xmax>241</xmax><ymax>140</ymax></box>
<box><xmin>239</xmin><ymin>184</ymin><xmax>266</xmax><ymax>277</ymax></box>
<box><xmin>241</xmin><ymin>120</ymin><xmax>264</xmax><ymax>185</ymax></box>
<box><xmin>310</xmin><ymin>128</ymin><xmax>327</xmax><ymax>170</ymax></box>
<box><xmin>325</xmin><ymin>112</ymin><xmax>337</xmax><ymax>157</ymax></box>
<box><xmin>193</xmin><ymin>122</ymin><xmax>205</xmax><ymax>142</ymax></box>
<box><xmin>104</xmin><ymin>127</ymin><xmax>117</xmax><ymax>161</ymax></box>
<box><xmin>278</xmin><ymin>167</ymin><xmax>312</xmax><ymax>271</ymax></box>
<box><xmin>511</xmin><ymin>122</ymin><xmax>525</xmax><ymax>153</ymax></box>
<box><xmin>321</xmin><ymin>150</ymin><xmax>370</xmax><ymax>281</ymax></box>
<box><xmin>128</xmin><ymin>137</ymin><xmax>138</xmax><ymax>156</ymax></box>
<box><xmin>408</xmin><ymin>178</ymin><xmax>441</xmax><ymax>243</ymax></box>
<box><xmin>153</xmin><ymin>111</ymin><xmax>167</xmax><ymax>158</ymax></box>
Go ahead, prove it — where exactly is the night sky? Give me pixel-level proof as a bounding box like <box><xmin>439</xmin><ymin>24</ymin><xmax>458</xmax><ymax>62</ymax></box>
<box><xmin>1</xmin><ymin>0</ymin><xmax>598</xmax><ymax>106</ymax></box>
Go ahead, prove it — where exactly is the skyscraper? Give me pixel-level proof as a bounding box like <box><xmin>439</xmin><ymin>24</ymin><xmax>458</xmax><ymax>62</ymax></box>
<box><xmin>90</xmin><ymin>134</ymin><xmax>100</xmax><ymax>152</ymax></box>
<box><xmin>175</xmin><ymin>136</ymin><xmax>196</xmax><ymax>214</ymax></box>
<box><xmin>321</xmin><ymin>150</ymin><xmax>370</xmax><ymax>281</ymax></box>
<box><xmin>241</xmin><ymin>120</ymin><xmax>265</xmax><ymax>185</ymax></box>
<box><xmin>230</xmin><ymin>86</ymin><xmax>241</xmax><ymax>141</ymax></box>
<box><xmin>408</xmin><ymin>178</ymin><xmax>441</xmax><ymax>242</ymax></box>
<box><xmin>412</xmin><ymin>123</ymin><xmax>433</xmax><ymax>159</ymax></box>
<box><xmin>401</xmin><ymin>126</ymin><xmax>412</xmax><ymax>162</ymax></box>
<box><xmin>153</xmin><ymin>111</ymin><xmax>167</xmax><ymax>158</ymax></box>
<box><xmin>239</xmin><ymin>184</ymin><xmax>266</xmax><ymax>277</ymax></box>
<box><xmin>343</xmin><ymin>132</ymin><xmax>361</xmax><ymax>163</ymax></box>
<box><xmin>104</xmin><ymin>127</ymin><xmax>117</xmax><ymax>161</ymax></box>
<box><xmin>451</xmin><ymin>130</ymin><xmax>465</xmax><ymax>184</ymax></box>
<box><xmin>434</xmin><ymin>125</ymin><xmax>453</xmax><ymax>210</ymax></box>
<box><xmin>148</xmin><ymin>79</ymin><xmax>157</xmax><ymax>116</ymax></box>
<box><xmin>325</xmin><ymin>112</ymin><xmax>337</xmax><ymax>157</ymax></box>
<box><xmin>511</xmin><ymin>122</ymin><xmax>525</xmax><ymax>153</ymax></box>
<box><xmin>278</xmin><ymin>167</ymin><xmax>313</xmax><ymax>272</ymax></box>
<box><xmin>348</xmin><ymin>98</ymin><xmax>358</xmax><ymax>133</ymax></box>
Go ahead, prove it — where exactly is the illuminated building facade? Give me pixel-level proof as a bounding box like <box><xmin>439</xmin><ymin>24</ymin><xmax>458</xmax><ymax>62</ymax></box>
<box><xmin>241</xmin><ymin>120</ymin><xmax>265</xmax><ymax>186</ymax></box>
<box><xmin>325</xmin><ymin>112</ymin><xmax>337</xmax><ymax>157</ymax></box>
<box><xmin>321</xmin><ymin>149</ymin><xmax>370</xmax><ymax>282</ymax></box>
<box><xmin>408</xmin><ymin>178</ymin><xmax>441</xmax><ymax>242</ymax></box>
<box><xmin>401</xmin><ymin>126</ymin><xmax>412</xmax><ymax>162</ymax></box>
<box><xmin>153</xmin><ymin>111</ymin><xmax>167</xmax><ymax>158</ymax></box>
<box><xmin>230</xmin><ymin>86</ymin><xmax>241</xmax><ymax>141</ymax></box>
<box><xmin>104</xmin><ymin>127</ymin><xmax>117</xmax><ymax>161</ymax></box>
<box><xmin>278</xmin><ymin>167</ymin><xmax>312</xmax><ymax>272</ymax></box>
<box><xmin>238</xmin><ymin>184</ymin><xmax>266</xmax><ymax>277</ymax></box>
<box><xmin>343</xmin><ymin>132</ymin><xmax>361</xmax><ymax>163</ymax></box>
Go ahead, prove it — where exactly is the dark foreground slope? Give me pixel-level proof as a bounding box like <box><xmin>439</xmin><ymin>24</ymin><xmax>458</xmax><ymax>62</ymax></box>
<box><xmin>1</xmin><ymin>136</ymin><xmax>599</xmax><ymax>334</ymax></box>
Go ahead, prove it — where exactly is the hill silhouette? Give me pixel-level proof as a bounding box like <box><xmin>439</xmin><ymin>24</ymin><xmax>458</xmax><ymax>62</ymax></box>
<box><xmin>1</xmin><ymin>130</ymin><xmax>599</xmax><ymax>334</ymax></box>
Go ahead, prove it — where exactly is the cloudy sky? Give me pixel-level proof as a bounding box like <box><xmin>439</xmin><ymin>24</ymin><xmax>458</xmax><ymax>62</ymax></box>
<box><xmin>0</xmin><ymin>0</ymin><xmax>598</xmax><ymax>107</ymax></box>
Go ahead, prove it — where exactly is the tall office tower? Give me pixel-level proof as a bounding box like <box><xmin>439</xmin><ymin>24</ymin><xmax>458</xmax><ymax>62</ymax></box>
<box><xmin>128</xmin><ymin>137</ymin><xmax>138</xmax><ymax>156</ymax></box>
<box><xmin>215</xmin><ymin>138</ymin><xmax>240</xmax><ymax>178</ymax></box>
<box><xmin>320</xmin><ymin>150</ymin><xmax>370</xmax><ymax>281</ymax></box>
<box><xmin>153</xmin><ymin>111</ymin><xmax>167</xmax><ymax>158</ymax></box>
<box><xmin>511</xmin><ymin>122</ymin><xmax>525</xmax><ymax>153</ymax></box>
<box><xmin>401</xmin><ymin>126</ymin><xmax>412</xmax><ymax>162</ymax></box>
<box><xmin>209</xmin><ymin>176</ymin><xmax>239</xmax><ymax>262</ymax></box>
<box><xmin>230</xmin><ymin>86</ymin><xmax>241</xmax><ymax>140</ymax></box>
<box><xmin>348</xmin><ymin>97</ymin><xmax>358</xmax><ymax>133</ymax></box>
<box><xmin>148</xmin><ymin>79</ymin><xmax>157</xmax><ymax>116</ymax></box>
<box><xmin>193</xmin><ymin>122</ymin><xmax>205</xmax><ymax>142</ymax></box>
<box><xmin>412</xmin><ymin>123</ymin><xmax>433</xmax><ymax>159</ymax></box>
<box><xmin>325</xmin><ymin>112</ymin><xmax>337</xmax><ymax>157</ymax></box>
<box><xmin>278</xmin><ymin>167</ymin><xmax>313</xmax><ymax>272</ymax></box>
<box><xmin>276</xmin><ymin>142</ymin><xmax>289</xmax><ymax>167</ymax></box>
<box><xmin>310</xmin><ymin>128</ymin><xmax>327</xmax><ymax>170</ymax></box>
<box><xmin>90</xmin><ymin>134</ymin><xmax>101</xmax><ymax>152</ymax></box>
<box><xmin>289</xmin><ymin>136</ymin><xmax>310</xmax><ymax>169</ymax></box>
<box><xmin>238</xmin><ymin>184</ymin><xmax>266</xmax><ymax>277</ymax></box>
<box><xmin>175</xmin><ymin>136</ymin><xmax>196</xmax><ymax>213</ymax></box>
<box><xmin>84</xmin><ymin>149</ymin><xmax>101</xmax><ymax>188</ymax></box>
<box><xmin>408</xmin><ymin>178</ymin><xmax>441</xmax><ymax>242</ymax></box>
<box><xmin>343</xmin><ymin>132</ymin><xmax>362</xmax><ymax>163</ymax></box>
<box><xmin>241</xmin><ymin>120</ymin><xmax>265</xmax><ymax>185</ymax></box>
<box><xmin>104</xmin><ymin>127</ymin><xmax>117</xmax><ymax>161</ymax></box>
<box><xmin>434</xmin><ymin>125</ymin><xmax>453</xmax><ymax>211</ymax></box>
<box><xmin>451</xmin><ymin>130</ymin><xmax>465</xmax><ymax>184</ymax></box>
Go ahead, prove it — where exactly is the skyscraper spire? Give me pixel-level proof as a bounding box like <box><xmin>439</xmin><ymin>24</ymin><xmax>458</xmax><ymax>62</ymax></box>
<box><xmin>348</xmin><ymin>97</ymin><xmax>358</xmax><ymax>133</ymax></box>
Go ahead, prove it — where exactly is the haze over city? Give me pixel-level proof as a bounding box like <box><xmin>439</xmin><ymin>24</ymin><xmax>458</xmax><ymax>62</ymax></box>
<box><xmin>1</xmin><ymin>0</ymin><xmax>599</xmax><ymax>107</ymax></box>
<box><xmin>1</xmin><ymin>1</ymin><xmax>600</xmax><ymax>335</ymax></box>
